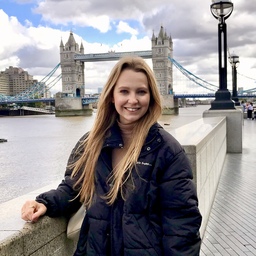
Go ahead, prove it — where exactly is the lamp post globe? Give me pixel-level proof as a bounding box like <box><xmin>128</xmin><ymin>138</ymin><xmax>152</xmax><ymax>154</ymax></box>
<box><xmin>210</xmin><ymin>1</ymin><xmax>235</xmax><ymax>110</ymax></box>
<box><xmin>229</xmin><ymin>53</ymin><xmax>240</xmax><ymax>106</ymax></box>
<box><xmin>229</xmin><ymin>53</ymin><xmax>239</xmax><ymax>65</ymax></box>
<box><xmin>211</xmin><ymin>0</ymin><xmax>233</xmax><ymax>21</ymax></box>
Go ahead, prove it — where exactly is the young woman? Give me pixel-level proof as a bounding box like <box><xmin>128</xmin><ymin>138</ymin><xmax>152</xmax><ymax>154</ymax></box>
<box><xmin>21</xmin><ymin>56</ymin><xmax>202</xmax><ymax>255</ymax></box>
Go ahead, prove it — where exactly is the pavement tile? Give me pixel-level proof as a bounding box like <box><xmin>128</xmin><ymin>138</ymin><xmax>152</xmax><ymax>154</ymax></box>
<box><xmin>200</xmin><ymin>119</ymin><xmax>256</xmax><ymax>256</ymax></box>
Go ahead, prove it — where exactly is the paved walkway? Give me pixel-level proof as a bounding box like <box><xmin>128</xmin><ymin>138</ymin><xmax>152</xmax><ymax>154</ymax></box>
<box><xmin>200</xmin><ymin>118</ymin><xmax>256</xmax><ymax>255</ymax></box>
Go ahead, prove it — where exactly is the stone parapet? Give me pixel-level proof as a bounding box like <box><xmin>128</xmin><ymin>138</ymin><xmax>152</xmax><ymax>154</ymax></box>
<box><xmin>166</xmin><ymin>116</ymin><xmax>227</xmax><ymax>236</ymax></box>
<box><xmin>0</xmin><ymin>182</ymin><xmax>76</xmax><ymax>255</ymax></box>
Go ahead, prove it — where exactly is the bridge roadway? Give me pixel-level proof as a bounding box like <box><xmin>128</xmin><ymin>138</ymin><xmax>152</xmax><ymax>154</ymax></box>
<box><xmin>74</xmin><ymin>50</ymin><xmax>152</xmax><ymax>62</ymax></box>
<box><xmin>0</xmin><ymin>97</ymin><xmax>98</xmax><ymax>105</ymax></box>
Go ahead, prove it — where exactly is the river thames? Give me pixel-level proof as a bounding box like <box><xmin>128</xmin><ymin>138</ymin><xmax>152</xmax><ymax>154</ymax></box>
<box><xmin>0</xmin><ymin>105</ymin><xmax>210</xmax><ymax>204</ymax></box>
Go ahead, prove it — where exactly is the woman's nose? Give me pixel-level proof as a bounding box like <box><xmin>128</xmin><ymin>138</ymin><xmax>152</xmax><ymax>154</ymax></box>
<box><xmin>128</xmin><ymin>94</ymin><xmax>138</xmax><ymax>103</ymax></box>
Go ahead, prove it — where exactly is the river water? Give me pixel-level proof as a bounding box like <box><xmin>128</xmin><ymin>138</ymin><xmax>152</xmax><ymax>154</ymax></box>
<box><xmin>0</xmin><ymin>105</ymin><xmax>210</xmax><ymax>204</ymax></box>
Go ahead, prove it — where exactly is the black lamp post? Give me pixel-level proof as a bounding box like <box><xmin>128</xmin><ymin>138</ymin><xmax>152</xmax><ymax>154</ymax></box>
<box><xmin>210</xmin><ymin>1</ymin><xmax>235</xmax><ymax>110</ymax></box>
<box><xmin>229</xmin><ymin>53</ymin><xmax>240</xmax><ymax>106</ymax></box>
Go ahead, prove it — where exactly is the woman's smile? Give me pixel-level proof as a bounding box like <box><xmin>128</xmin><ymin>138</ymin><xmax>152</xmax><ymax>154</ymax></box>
<box><xmin>125</xmin><ymin>107</ymin><xmax>140</xmax><ymax>112</ymax></box>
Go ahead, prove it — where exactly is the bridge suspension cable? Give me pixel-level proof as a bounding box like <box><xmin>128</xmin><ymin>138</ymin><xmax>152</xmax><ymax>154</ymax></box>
<box><xmin>39</xmin><ymin>63</ymin><xmax>61</xmax><ymax>83</ymax></box>
<box><xmin>169</xmin><ymin>57</ymin><xmax>218</xmax><ymax>92</ymax></box>
<box><xmin>238</xmin><ymin>72</ymin><xmax>256</xmax><ymax>81</ymax></box>
<box><xmin>237</xmin><ymin>72</ymin><xmax>256</xmax><ymax>93</ymax></box>
<box><xmin>242</xmin><ymin>87</ymin><xmax>256</xmax><ymax>93</ymax></box>
<box><xmin>44</xmin><ymin>73</ymin><xmax>62</xmax><ymax>93</ymax></box>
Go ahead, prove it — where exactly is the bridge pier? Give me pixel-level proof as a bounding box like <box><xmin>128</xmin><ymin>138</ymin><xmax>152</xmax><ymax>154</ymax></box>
<box><xmin>161</xmin><ymin>95</ymin><xmax>179</xmax><ymax>115</ymax></box>
<box><xmin>174</xmin><ymin>98</ymin><xmax>179</xmax><ymax>114</ymax></box>
<box><xmin>55</xmin><ymin>93</ymin><xmax>93</xmax><ymax>117</ymax></box>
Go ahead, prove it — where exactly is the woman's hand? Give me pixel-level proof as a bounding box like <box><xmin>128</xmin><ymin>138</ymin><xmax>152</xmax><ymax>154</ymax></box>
<box><xmin>21</xmin><ymin>200</ymin><xmax>47</xmax><ymax>222</ymax></box>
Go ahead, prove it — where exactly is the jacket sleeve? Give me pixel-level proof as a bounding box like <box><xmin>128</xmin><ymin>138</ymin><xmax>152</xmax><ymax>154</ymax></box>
<box><xmin>159</xmin><ymin>147</ymin><xmax>202</xmax><ymax>256</ymax></box>
<box><xmin>35</xmin><ymin>133</ymin><xmax>88</xmax><ymax>218</ymax></box>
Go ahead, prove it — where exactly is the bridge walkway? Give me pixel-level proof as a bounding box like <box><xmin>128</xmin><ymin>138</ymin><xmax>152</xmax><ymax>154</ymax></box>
<box><xmin>200</xmin><ymin>118</ymin><xmax>256</xmax><ymax>255</ymax></box>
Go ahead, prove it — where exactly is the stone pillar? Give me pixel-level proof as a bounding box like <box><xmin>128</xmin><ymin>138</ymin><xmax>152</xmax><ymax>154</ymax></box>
<box><xmin>203</xmin><ymin>109</ymin><xmax>243</xmax><ymax>153</ymax></box>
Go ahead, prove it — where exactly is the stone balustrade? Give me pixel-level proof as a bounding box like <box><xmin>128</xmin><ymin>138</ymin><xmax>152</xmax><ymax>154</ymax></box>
<box><xmin>0</xmin><ymin>116</ymin><xmax>227</xmax><ymax>255</ymax></box>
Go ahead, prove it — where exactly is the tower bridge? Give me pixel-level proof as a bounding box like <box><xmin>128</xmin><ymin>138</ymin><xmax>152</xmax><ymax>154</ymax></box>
<box><xmin>57</xmin><ymin>25</ymin><xmax>175</xmax><ymax>116</ymax></box>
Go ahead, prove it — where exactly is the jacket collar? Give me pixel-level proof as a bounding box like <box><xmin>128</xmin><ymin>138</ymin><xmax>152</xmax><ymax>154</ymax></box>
<box><xmin>103</xmin><ymin>122</ymin><xmax>124</xmax><ymax>148</ymax></box>
<box><xmin>103</xmin><ymin>122</ymin><xmax>163</xmax><ymax>149</ymax></box>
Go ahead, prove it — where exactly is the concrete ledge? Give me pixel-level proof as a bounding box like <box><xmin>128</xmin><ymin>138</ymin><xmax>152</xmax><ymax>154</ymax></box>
<box><xmin>166</xmin><ymin>116</ymin><xmax>227</xmax><ymax>236</ymax></box>
<box><xmin>0</xmin><ymin>182</ymin><xmax>76</xmax><ymax>256</ymax></box>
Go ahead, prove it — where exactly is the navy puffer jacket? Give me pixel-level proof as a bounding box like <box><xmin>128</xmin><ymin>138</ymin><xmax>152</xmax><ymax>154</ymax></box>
<box><xmin>36</xmin><ymin>122</ymin><xmax>202</xmax><ymax>256</ymax></box>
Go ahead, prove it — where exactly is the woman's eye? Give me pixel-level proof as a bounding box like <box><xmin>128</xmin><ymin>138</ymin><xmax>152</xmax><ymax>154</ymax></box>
<box><xmin>138</xmin><ymin>90</ymin><xmax>147</xmax><ymax>95</ymax></box>
<box><xmin>120</xmin><ymin>90</ymin><xmax>128</xmax><ymax>94</ymax></box>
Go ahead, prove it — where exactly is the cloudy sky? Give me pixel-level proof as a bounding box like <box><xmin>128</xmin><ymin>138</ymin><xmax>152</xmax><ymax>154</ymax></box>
<box><xmin>1</xmin><ymin>0</ymin><xmax>256</xmax><ymax>95</ymax></box>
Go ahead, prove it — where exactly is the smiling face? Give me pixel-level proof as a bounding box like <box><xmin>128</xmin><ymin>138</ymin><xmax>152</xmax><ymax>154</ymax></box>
<box><xmin>112</xmin><ymin>69</ymin><xmax>150</xmax><ymax>125</ymax></box>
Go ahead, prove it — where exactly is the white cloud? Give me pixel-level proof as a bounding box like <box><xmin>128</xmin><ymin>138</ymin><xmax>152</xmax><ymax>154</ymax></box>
<box><xmin>75</xmin><ymin>15</ymin><xmax>111</xmax><ymax>33</ymax></box>
<box><xmin>24</xmin><ymin>19</ymin><xmax>33</xmax><ymax>27</ymax></box>
<box><xmin>0</xmin><ymin>56</ymin><xmax>20</xmax><ymax>70</ymax></box>
<box><xmin>113</xmin><ymin>35</ymin><xmax>151</xmax><ymax>52</ymax></box>
<box><xmin>33</xmin><ymin>1</ymin><xmax>112</xmax><ymax>33</ymax></box>
<box><xmin>0</xmin><ymin>10</ymin><xmax>30</xmax><ymax>58</ymax></box>
<box><xmin>116</xmin><ymin>21</ymin><xmax>138</xmax><ymax>36</ymax></box>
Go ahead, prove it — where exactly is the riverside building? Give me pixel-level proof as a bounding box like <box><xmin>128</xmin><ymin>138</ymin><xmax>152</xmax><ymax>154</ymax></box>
<box><xmin>0</xmin><ymin>66</ymin><xmax>38</xmax><ymax>96</ymax></box>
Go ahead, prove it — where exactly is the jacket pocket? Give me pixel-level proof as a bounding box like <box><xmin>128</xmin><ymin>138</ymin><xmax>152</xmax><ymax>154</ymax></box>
<box><xmin>123</xmin><ymin>214</ymin><xmax>162</xmax><ymax>255</ymax></box>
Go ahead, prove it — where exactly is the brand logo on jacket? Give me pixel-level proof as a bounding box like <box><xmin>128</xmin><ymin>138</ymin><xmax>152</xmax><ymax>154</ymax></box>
<box><xmin>136</xmin><ymin>161</ymin><xmax>152</xmax><ymax>166</ymax></box>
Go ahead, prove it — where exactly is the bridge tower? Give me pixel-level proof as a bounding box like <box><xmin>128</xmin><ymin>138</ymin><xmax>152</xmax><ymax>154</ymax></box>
<box><xmin>56</xmin><ymin>32</ymin><xmax>92</xmax><ymax>117</ymax></box>
<box><xmin>152</xmin><ymin>26</ymin><xmax>177</xmax><ymax>114</ymax></box>
<box><xmin>152</xmin><ymin>26</ymin><xmax>173</xmax><ymax>95</ymax></box>
<box><xmin>60</xmin><ymin>32</ymin><xmax>85</xmax><ymax>97</ymax></box>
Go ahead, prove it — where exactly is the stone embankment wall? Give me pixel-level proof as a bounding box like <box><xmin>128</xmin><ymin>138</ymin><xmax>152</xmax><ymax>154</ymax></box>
<box><xmin>170</xmin><ymin>116</ymin><xmax>226</xmax><ymax>234</ymax></box>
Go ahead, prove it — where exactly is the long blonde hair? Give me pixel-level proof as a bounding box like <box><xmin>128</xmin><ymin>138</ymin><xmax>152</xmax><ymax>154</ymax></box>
<box><xmin>71</xmin><ymin>56</ymin><xmax>162</xmax><ymax>207</ymax></box>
